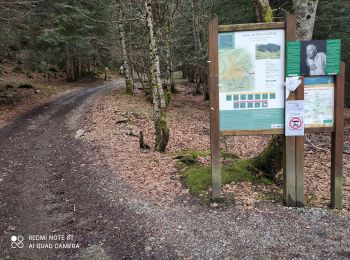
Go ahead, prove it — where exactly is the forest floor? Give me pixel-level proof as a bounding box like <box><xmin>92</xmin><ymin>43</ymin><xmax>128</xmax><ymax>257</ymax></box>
<box><xmin>82</xmin><ymin>80</ymin><xmax>350</xmax><ymax>210</ymax></box>
<box><xmin>0</xmin><ymin>77</ymin><xmax>350</xmax><ymax>259</ymax></box>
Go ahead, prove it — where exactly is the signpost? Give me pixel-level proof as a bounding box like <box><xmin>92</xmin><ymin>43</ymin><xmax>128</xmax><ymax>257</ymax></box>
<box><xmin>208</xmin><ymin>13</ymin><xmax>345</xmax><ymax>208</ymax></box>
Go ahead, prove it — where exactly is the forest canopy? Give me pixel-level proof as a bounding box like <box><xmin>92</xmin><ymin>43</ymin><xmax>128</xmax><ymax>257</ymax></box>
<box><xmin>0</xmin><ymin>0</ymin><xmax>349</xmax><ymax>104</ymax></box>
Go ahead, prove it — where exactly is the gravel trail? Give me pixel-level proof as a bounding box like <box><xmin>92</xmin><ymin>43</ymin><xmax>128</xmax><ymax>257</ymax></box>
<box><xmin>0</xmin><ymin>81</ymin><xmax>350</xmax><ymax>259</ymax></box>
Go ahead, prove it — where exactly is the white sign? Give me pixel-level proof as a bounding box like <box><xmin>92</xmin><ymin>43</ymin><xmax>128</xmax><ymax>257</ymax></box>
<box><xmin>285</xmin><ymin>100</ymin><xmax>305</xmax><ymax>136</ymax></box>
<box><xmin>285</xmin><ymin>76</ymin><xmax>302</xmax><ymax>99</ymax></box>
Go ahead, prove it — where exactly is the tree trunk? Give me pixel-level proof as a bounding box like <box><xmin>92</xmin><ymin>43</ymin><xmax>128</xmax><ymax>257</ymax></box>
<box><xmin>250</xmin><ymin>0</ymin><xmax>319</xmax><ymax>180</ymax></box>
<box><xmin>145</xmin><ymin>0</ymin><xmax>169</xmax><ymax>152</ymax></box>
<box><xmin>253</xmin><ymin>0</ymin><xmax>273</xmax><ymax>22</ymax></box>
<box><xmin>293</xmin><ymin>0</ymin><xmax>319</xmax><ymax>40</ymax></box>
<box><xmin>252</xmin><ymin>135</ymin><xmax>283</xmax><ymax>179</ymax></box>
<box><xmin>163</xmin><ymin>12</ymin><xmax>174</xmax><ymax>95</ymax></box>
<box><xmin>78</xmin><ymin>56</ymin><xmax>82</xmax><ymax>79</ymax></box>
<box><xmin>118</xmin><ymin>1</ymin><xmax>134</xmax><ymax>94</ymax></box>
<box><xmin>191</xmin><ymin>0</ymin><xmax>202</xmax><ymax>53</ymax></box>
<box><xmin>252</xmin><ymin>0</ymin><xmax>283</xmax><ymax>179</ymax></box>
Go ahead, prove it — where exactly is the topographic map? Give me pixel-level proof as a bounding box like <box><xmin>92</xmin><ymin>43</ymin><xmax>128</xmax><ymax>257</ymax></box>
<box><xmin>304</xmin><ymin>85</ymin><xmax>334</xmax><ymax>127</ymax></box>
<box><xmin>219</xmin><ymin>48</ymin><xmax>255</xmax><ymax>93</ymax></box>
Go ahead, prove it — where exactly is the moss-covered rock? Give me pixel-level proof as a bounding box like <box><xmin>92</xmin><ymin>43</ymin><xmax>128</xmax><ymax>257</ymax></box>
<box><xmin>177</xmin><ymin>154</ymin><xmax>198</xmax><ymax>165</ymax></box>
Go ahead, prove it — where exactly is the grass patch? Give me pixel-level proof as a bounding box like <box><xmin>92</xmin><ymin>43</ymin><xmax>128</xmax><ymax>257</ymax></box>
<box><xmin>182</xmin><ymin>164</ymin><xmax>273</xmax><ymax>195</ymax></box>
<box><xmin>182</xmin><ymin>165</ymin><xmax>211</xmax><ymax>194</ymax></box>
<box><xmin>176</xmin><ymin>150</ymin><xmax>273</xmax><ymax>195</ymax></box>
<box><xmin>174</xmin><ymin>149</ymin><xmax>210</xmax><ymax>158</ymax></box>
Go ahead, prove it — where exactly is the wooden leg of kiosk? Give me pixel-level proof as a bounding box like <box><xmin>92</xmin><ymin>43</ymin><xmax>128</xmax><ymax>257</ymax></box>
<box><xmin>209</xmin><ymin>17</ymin><xmax>221</xmax><ymax>200</ymax></box>
<box><xmin>284</xmin><ymin>13</ymin><xmax>304</xmax><ymax>207</ymax></box>
<box><xmin>295</xmin><ymin>79</ymin><xmax>305</xmax><ymax>207</ymax></box>
<box><xmin>331</xmin><ymin>62</ymin><xmax>345</xmax><ymax>209</ymax></box>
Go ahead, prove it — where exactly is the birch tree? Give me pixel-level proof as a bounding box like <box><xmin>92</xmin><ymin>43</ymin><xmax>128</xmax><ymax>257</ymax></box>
<box><xmin>145</xmin><ymin>0</ymin><xmax>169</xmax><ymax>152</ymax></box>
<box><xmin>118</xmin><ymin>0</ymin><xmax>134</xmax><ymax>94</ymax></box>
<box><xmin>191</xmin><ymin>0</ymin><xmax>203</xmax><ymax>53</ymax></box>
<box><xmin>293</xmin><ymin>0</ymin><xmax>319</xmax><ymax>40</ymax></box>
<box><xmin>162</xmin><ymin>1</ymin><xmax>178</xmax><ymax>94</ymax></box>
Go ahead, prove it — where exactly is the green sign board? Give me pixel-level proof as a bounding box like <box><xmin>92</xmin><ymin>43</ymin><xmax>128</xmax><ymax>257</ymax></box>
<box><xmin>286</xmin><ymin>41</ymin><xmax>301</xmax><ymax>76</ymax></box>
<box><xmin>286</xmin><ymin>39</ymin><xmax>341</xmax><ymax>76</ymax></box>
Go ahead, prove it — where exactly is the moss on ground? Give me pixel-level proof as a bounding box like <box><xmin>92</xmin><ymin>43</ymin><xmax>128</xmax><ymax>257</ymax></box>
<box><xmin>174</xmin><ymin>149</ymin><xmax>210</xmax><ymax>158</ymax></box>
<box><xmin>175</xmin><ymin>150</ymin><xmax>273</xmax><ymax>195</ymax></box>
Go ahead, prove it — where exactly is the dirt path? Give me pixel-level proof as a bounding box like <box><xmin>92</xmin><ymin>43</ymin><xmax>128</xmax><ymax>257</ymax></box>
<box><xmin>0</xmin><ymin>81</ymin><xmax>153</xmax><ymax>259</ymax></box>
<box><xmin>1</xmin><ymin>80</ymin><xmax>350</xmax><ymax>259</ymax></box>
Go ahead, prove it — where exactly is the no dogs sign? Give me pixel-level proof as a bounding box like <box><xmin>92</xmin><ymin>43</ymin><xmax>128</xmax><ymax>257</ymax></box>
<box><xmin>285</xmin><ymin>100</ymin><xmax>304</xmax><ymax>136</ymax></box>
<box><xmin>289</xmin><ymin>117</ymin><xmax>303</xmax><ymax>129</ymax></box>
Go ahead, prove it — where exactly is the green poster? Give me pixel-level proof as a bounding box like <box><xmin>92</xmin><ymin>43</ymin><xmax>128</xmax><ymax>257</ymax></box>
<box><xmin>286</xmin><ymin>39</ymin><xmax>341</xmax><ymax>76</ymax></box>
<box><xmin>326</xmin><ymin>39</ymin><xmax>341</xmax><ymax>75</ymax></box>
<box><xmin>286</xmin><ymin>41</ymin><xmax>301</xmax><ymax>76</ymax></box>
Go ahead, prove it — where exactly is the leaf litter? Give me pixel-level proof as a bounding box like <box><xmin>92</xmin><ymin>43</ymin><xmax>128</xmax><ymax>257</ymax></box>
<box><xmin>81</xmin><ymin>82</ymin><xmax>350</xmax><ymax>212</ymax></box>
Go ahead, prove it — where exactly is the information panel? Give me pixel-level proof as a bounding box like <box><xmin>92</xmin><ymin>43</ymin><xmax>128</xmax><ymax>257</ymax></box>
<box><xmin>218</xmin><ymin>29</ymin><xmax>285</xmax><ymax>131</ymax></box>
<box><xmin>287</xmin><ymin>39</ymin><xmax>341</xmax><ymax>76</ymax></box>
<box><xmin>304</xmin><ymin>76</ymin><xmax>335</xmax><ymax>128</ymax></box>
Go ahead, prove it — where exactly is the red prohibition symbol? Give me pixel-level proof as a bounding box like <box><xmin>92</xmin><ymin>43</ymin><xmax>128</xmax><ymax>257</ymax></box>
<box><xmin>289</xmin><ymin>117</ymin><xmax>303</xmax><ymax>129</ymax></box>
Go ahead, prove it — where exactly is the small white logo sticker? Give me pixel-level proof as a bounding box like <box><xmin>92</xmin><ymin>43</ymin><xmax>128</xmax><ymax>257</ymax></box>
<box><xmin>11</xmin><ymin>235</ymin><xmax>24</xmax><ymax>249</ymax></box>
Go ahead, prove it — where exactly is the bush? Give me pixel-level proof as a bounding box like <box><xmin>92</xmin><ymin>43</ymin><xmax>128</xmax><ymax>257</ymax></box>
<box><xmin>0</xmin><ymin>89</ymin><xmax>21</xmax><ymax>105</ymax></box>
<box><xmin>26</xmin><ymin>71</ymin><xmax>33</xmax><ymax>78</ymax></box>
<box><xmin>12</xmin><ymin>65</ymin><xmax>25</xmax><ymax>74</ymax></box>
<box><xmin>19</xmin><ymin>83</ymin><xmax>34</xmax><ymax>89</ymax></box>
<box><xmin>0</xmin><ymin>66</ymin><xmax>5</xmax><ymax>77</ymax></box>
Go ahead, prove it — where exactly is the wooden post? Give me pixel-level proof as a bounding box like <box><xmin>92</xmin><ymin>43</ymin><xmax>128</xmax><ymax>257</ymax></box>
<box><xmin>295</xmin><ymin>77</ymin><xmax>305</xmax><ymax>207</ymax></box>
<box><xmin>331</xmin><ymin>62</ymin><xmax>345</xmax><ymax>209</ymax></box>
<box><xmin>208</xmin><ymin>17</ymin><xmax>221</xmax><ymax>200</ymax></box>
<box><xmin>284</xmin><ymin>13</ymin><xmax>298</xmax><ymax>207</ymax></box>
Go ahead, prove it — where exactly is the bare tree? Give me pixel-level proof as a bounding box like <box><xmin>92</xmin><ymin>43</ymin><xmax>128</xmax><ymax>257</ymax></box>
<box><xmin>145</xmin><ymin>0</ymin><xmax>169</xmax><ymax>152</ymax></box>
<box><xmin>118</xmin><ymin>0</ymin><xmax>134</xmax><ymax>94</ymax></box>
<box><xmin>191</xmin><ymin>0</ymin><xmax>203</xmax><ymax>52</ymax></box>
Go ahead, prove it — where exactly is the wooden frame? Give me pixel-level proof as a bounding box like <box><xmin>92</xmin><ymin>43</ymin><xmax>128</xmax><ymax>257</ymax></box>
<box><xmin>209</xmin><ymin>19</ymin><xmax>288</xmax><ymax>200</ymax></box>
<box><xmin>221</xmin><ymin>127</ymin><xmax>334</xmax><ymax>137</ymax></box>
<box><xmin>208</xmin><ymin>15</ymin><xmax>345</xmax><ymax>207</ymax></box>
<box><xmin>217</xmin><ymin>22</ymin><xmax>287</xmax><ymax>136</ymax></box>
<box><xmin>219</xmin><ymin>22</ymin><xmax>285</xmax><ymax>32</ymax></box>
